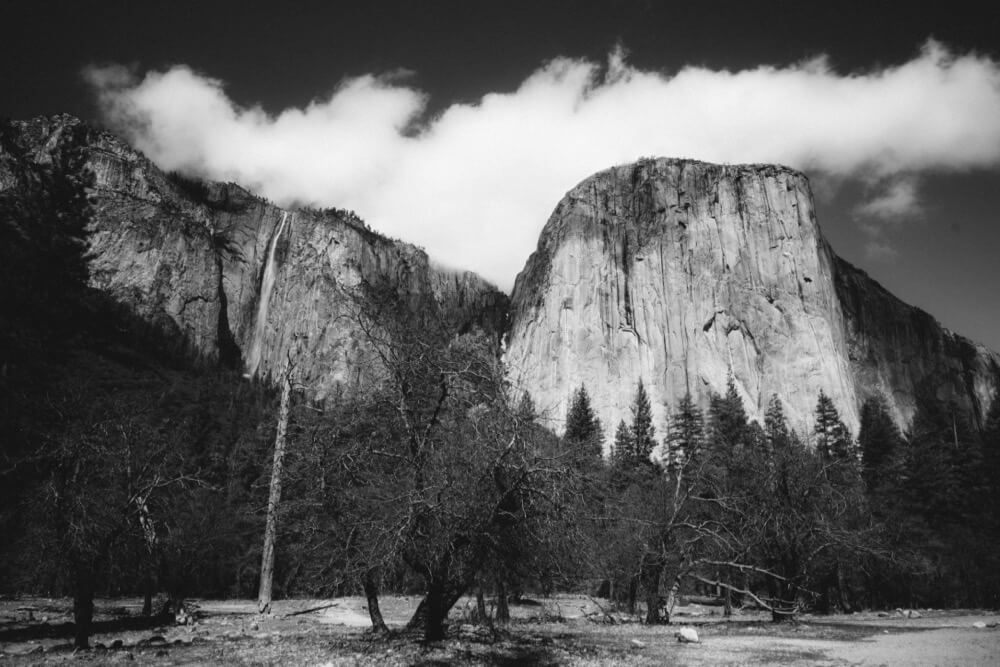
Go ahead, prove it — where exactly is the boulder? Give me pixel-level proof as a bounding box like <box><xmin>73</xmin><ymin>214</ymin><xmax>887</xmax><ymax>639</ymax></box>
<box><xmin>676</xmin><ymin>627</ymin><xmax>700</xmax><ymax>643</ymax></box>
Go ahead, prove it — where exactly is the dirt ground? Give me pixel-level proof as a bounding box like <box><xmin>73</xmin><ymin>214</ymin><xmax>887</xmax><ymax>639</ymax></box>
<box><xmin>1</xmin><ymin>595</ymin><xmax>998</xmax><ymax>665</ymax></box>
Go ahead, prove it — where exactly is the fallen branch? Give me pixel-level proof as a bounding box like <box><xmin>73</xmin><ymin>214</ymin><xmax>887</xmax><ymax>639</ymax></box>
<box><xmin>283</xmin><ymin>602</ymin><xmax>339</xmax><ymax>618</ymax></box>
<box><xmin>690</xmin><ymin>575</ymin><xmax>797</xmax><ymax>616</ymax></box>
<box><xmin>586</xmin><ymin>597</ymin><xmax>618</xmax><ymax>624</ymax></box>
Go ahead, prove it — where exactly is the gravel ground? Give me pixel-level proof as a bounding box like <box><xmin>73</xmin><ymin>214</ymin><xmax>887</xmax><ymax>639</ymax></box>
<box><xmin>1</xmin><ymin>596</ymin><xmax>997</xmax><ymax>665</ymax></box>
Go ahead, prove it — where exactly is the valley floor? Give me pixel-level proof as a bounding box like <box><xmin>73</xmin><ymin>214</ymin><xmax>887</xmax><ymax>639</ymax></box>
<box><xmin>1</xmin><ymin>595</ymin><xmax>998</xmax><ymax>666</ymax></box>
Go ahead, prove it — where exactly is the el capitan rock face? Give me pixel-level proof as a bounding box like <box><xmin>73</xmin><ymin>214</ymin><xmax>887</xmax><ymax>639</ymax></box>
<box><xmin>504</xmin><ymin>158</ymin><xmax>999</xmax><ymax>445</ymax></box>
<box><xmin>1</xmin><ymin>115</ymin><xmax>508</xmax><ymax>399</ymax></box>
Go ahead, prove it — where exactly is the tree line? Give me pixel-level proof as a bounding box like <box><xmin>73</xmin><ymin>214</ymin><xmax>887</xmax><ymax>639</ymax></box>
<box><xmin>561</xmin><ymin>373</ymin><xmax>1000</xmax><ymax>620</ymax></box>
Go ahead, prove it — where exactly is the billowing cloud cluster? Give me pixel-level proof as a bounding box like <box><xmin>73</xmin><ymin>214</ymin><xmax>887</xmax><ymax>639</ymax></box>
<box><xmin>85</xmin><ymin>41</ymin><xmax>1000</xmax><ymax>288</ymax></box>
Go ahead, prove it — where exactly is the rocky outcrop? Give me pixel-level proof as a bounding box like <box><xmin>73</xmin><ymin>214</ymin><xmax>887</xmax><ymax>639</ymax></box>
<box><xmin>1</xmin><ymin>115</ymin><xmax>508</xmax><ymax>399</ymax></box>
<box><xmin>6</xmin><ymin>117</ymin><xmax>995</xmax><ymax>441</ymax></box>
<box><xmin>834</xmin><ymin>258</ymin><xmax>1000</xmax><ymax>428</ymax></box>
<box><xmin>505</xmin><ymin>158</ymin><xmax>999</xmax><ymax>444</ymax></box>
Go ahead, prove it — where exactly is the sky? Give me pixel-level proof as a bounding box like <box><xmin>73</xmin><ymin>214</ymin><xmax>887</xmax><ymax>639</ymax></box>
<box><xmin>3</xmin><ymin>0</ymin><xmax>1000</xmax><ymax>351</ymax></box>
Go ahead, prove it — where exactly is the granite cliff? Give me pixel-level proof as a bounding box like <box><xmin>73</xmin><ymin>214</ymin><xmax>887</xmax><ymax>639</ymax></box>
<box><xmin>0</xmin><ymin>115</ymin><xmax>507</xmax><ymax>399</ymax></box>
<box><xmin>504</xmin><ymin>158</ymin><xmax>1000</xmax><ymax>444</ymax></box>
<box><xmin>4</xmin><ymin>117</ymin><xmax>996</xmax><ymax>442</ymax></box>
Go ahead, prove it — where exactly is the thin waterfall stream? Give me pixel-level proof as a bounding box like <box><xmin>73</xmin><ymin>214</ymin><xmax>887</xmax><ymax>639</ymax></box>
<box><xmin>246</xmin><ymin>211</ymin><xmax>289</xmax><ymax>377</ymax></box>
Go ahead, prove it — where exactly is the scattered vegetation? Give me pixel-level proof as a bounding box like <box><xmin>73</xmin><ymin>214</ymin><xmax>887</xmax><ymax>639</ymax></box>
<box><xmin>2</xmin><ymin>122</ymin><xmax>999</xmax><ymax>656</ymax></box>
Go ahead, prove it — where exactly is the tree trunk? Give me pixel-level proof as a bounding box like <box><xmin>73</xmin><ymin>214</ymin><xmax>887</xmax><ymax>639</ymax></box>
<box><xmin>142</xmin><ymin>575</ymin><xmax>153</xmax><ymax>617</ymax></box>
<box><xmin>627</xmin><ymin>575</ymin><xmax>638</xmax><ymax>616</ymax></box>
<box><xmin>407</xmin><ymin>577</ymin><xmax>469</xmax><ymax>641</ymax></box>
<box><xmin>663</xmin><ymin>570</ymin><xmax>683</xmax><ymax>624</ymax></box>
<box><xmin>723</xmin><ymin>569</ymin><xmax>733</xmax><ymax>617</ymax></box>
<box><xmin>641</xmin><ymin>556</ymin><xmax>663</xmax><ymax>624</ymax></box>
<box><xmin>835</xmin><ymin>561</ymin><xmax>852</xmax><ymax>613</ymax></box>
<box><xmin>769</xmin><ymin>579</ymin><xmax>797</xmax><ymax>622</ymax></box>
<box><xmin>475</xmin><ymin>587</ymin><xmax>488</xmax><ymax>625</ymax></box>
<box><xmin>423</xmin><ymin>582</ymin><xmax>449</xmax><ymax>642</ymax></box>
<box><xmin>73</xmin><ymin>566</ymin><xmax>95</xmax><ymax>650</ymax></box>
<box><xmin>136</xmin><ymin>490</ymin><xmax>158</xmax><ymax>618</ymax></box>
<box><xmin>258</xmin><ymin>371</ymin><xmax>292</xmax><ymax>615</ymax></box>
<box><xmin>495</xmin><ymin>578</ymin><xmax>510</xmax><ymax>624</ymax></box>
<box><xmin>362</xmin><ymin>568</ymin><xmax>388</xmax><ymax>633</ymax></box>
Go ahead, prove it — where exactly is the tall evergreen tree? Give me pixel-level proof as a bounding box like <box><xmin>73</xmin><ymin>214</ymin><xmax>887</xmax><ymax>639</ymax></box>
<box><xmin>858</xmin><ymin>395</ymin><xmax>905</xmax><ymax>500</ymax></box>
<box><xmin>630</xmin><ymin>379</ymin><xmax>656</xmax><ymax>466</ymax></box>
<box><xmin>903</xmin><ymin>383</ymin><xmax>991</xmax><ymax>605</ymax></box>
<box><xmin>708</xmin><ymin>374</ymin><xmax>751</xmax><ymax>460</ymax></box>
<box><xmin>564</xmin><ymin>385</ymin><xmax>603</xmax><ymax>462</ymax></box>
<box><xmin>612</xmin><ymin>419</ymin><xmax>633</xmax><ymax>469</ymax></box>
<box><xmin>814</xmin><ymin>391</ymin><xmax>858</xmax><ymax>490</ymax></box>
<box><xmin>664</xmin><ymin>392</ymin><xmax>704</xmax><ymax>475</ymax></box>
<box><xmin>814</xmin><ymin>391</ymin><xmax>855</xmax><ymax>463</ymax></box>
<box><xmin>904</xmin><ymin>389</ymin><xmax>957</xmax><ymax>525</ymax></box>
<box><xmin>764</xmin><ymin>394</ymin><xmax>791</xmax><ymax>453</ymax></box>
<box><xmin>516</xmin><ymin>391</ymin><xmax>537</xmax><ymax>422</ymax></box>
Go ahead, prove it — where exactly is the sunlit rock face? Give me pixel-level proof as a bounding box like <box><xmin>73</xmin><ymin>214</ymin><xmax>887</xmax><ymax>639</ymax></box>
<box><xmin>505</xmin><ymin>158</ymin><xmax>999</xmax><ymax>444</ymax></box>
<box><xmin>3</xmin><ymin>115</ymin><xmax>508</xmax><ymax>399</ymax></box>
<box><xmin>5</xmin><ymin>118</ymin><xmax>996</xmax><ymax>437</ymax></box>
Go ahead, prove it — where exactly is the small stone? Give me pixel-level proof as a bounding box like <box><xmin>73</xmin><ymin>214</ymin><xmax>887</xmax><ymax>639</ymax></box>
<box><xmin>676</xmin><ymin>627</ymin><xmax>700</xmax><ymax>643</ymax></box>
<box><xmin>973</xmin><ymin>621</ymin><xmax>987</xmax><ymax>629</ymax></box>
<box><xmin>630</xmin><ymin>639</ymin><xmax>646</xmax><ymax>647</ymax></box>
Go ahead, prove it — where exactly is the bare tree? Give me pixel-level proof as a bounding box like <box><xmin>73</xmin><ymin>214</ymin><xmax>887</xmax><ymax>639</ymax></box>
<box><xmin>258</xmin><ymin>362</ymin><xmax>294</xmax><ymax>615</ymax></box>
<box><xmin>332</xmin><ymin>280</ymin><xmax>582</xmax><ymax>641</ymax></box>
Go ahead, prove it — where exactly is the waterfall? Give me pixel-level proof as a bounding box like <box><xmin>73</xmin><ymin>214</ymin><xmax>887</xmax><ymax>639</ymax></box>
<box><xmin>246</xmin><ymin>212</ymin><xmax>289</xmax><ymax>377</ymax></box>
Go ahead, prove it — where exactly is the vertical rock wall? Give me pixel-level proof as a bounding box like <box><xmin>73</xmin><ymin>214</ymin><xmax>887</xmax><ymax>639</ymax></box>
<box><xmin>505</xmin><ymin>158</ymin><xmax>998</xmax><ymax>446</ymax></box>
<box><xmin>2</xmin><ymin>116</ymin><xmax>508</xmax><ymax>400</ymax></box>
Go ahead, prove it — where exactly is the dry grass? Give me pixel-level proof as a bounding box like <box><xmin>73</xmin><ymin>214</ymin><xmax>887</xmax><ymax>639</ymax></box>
<box><xmin>1</xmin><ymin>595</ymin><xmax>998</xmax><ymax>666</ymax></box>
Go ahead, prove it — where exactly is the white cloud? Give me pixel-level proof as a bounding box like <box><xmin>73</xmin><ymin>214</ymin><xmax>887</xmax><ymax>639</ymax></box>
<box><xmin>864</xmin><ymin>238</ymin><xmax>900</xmax><ymax>261</ymax></box>
<box><xmin>83</xmin><ymin>41</ymin><xmax>1000</xmax><ymax>290</ymax></box>
<box><xmin>855</xmin><ymin>177</ymin><xmax>922</xmax><ymax>222</ymax></box>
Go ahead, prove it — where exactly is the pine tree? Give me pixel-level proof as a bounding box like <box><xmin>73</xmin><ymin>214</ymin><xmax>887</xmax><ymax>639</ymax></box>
<box><xmin>708</xmin><ymin>374</ymin><xmax>751</xmax><ymax>459</ymax></box>
<box><xmin>858</xmin><ymin>395</ymin><xmax>904</xmax><ymax>499</ymax></box>
<box><xmin>630</xmin><ymin>379</ymin><xmax>656</xmax><ymax>466</ymax></box>
<box><xmin>612</xmin><ymin>419</ymin><xmax>633</xmax><ymax>468</ymax></box>
<box><xmin>665</xmin><ymin>392</ymin><xmax>703</xmax><ymax>474</ymax></box>
<box><xmin>516</xmin><ymin>391</ymin><xmax>537</xmax><ymax>422</ymax></box>
<box><xmin>904</xmin><ymin>388</ymin><xmax>956</xmax><ymax>524</ymax></box>
<box><xmin>564</xmin><ymin>385</ymin><xmax>603</xmax><ymax>462</ymax></box>
<box><xmin>764</xmin><ymin>394</ymin><xmax>791</xmax><ymax>453</ymax></box>
<box><xmin>814</xmin><ymin>391</ymin><xmax>854</xmax><ymax>463</ymax></box>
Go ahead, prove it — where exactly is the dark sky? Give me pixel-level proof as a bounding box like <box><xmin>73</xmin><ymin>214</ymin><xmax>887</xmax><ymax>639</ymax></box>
<box><xmin>3</xmin><ymin>0</ymin><xmax>999</xmax><ymax>350</ymax></box>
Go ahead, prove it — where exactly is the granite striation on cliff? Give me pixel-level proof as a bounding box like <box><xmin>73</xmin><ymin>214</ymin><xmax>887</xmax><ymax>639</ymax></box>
<box><xmin>5</xmin><ymin>117</ymin><xmax>996</xmax><ymax>445</ymax></box>
<box><xmin>1</xmin><ymin>115</ymin><xmax>508</xmax><ymax>399</ymax></box>
<box><xmin>504</xmin><ymin>158</ymin><xmax>999</xmax><ymax>446</ymax></box>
